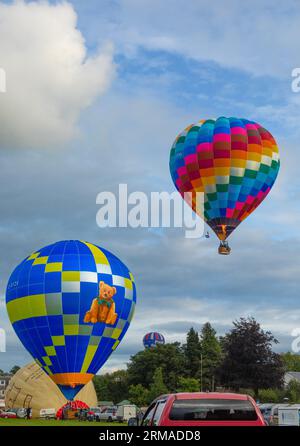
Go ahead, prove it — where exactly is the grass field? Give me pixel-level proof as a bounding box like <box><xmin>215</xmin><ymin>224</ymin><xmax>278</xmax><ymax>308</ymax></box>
<box><xmin>0</xmin><ymin>418</ymin><xmax>127</xmax><ymax>427</ymax></box>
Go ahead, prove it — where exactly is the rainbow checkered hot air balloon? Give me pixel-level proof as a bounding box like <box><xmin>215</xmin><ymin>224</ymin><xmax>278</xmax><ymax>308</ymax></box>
<box><xmin>6</xmin><ymin>240</ymin><xmax>136</xmax><ymax>400</ymax></box>
<box><xmin>169</xmin><ymin>117</ymin><xmax>280</xmax><ymax>254</ymax></box>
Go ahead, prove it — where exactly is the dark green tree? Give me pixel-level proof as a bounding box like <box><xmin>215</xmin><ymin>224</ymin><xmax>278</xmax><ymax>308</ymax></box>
<box><xmin>183</xmin><ymin>328</ymin><xmax>201</xmax><ymax>379</ymax></box>
<box><xmin>9</xmin><ymin>365</ymin><xmax>20</xmax><ymax>375</ymax></box>
<box><xmin>93</xmin><ymin>369</ymin><xmax>129</xmax><ymax>403</ymax></box>
<box><xmin>219</xmin><ymin>317</ymin><xmax>284</xmax><ymax>398</ymax></box>
<box><xmin>281</xmin><ymin>352</ymin><xmax>300</xmax><ymax>372</ymax></box>
<box><xmin>176</xmin><ymin>376</ymin><xmax>200</xmax><ymax>392</ymax></box>
<box><xmin>286</xmin><ymin>379</ymin><xmax>300</xmax><ymax>403</ymax></box>
<box><xmin>257</xmin><ymin>388</ymin><xmax>283</xmax><ymax>403</ymax></box>
<box><xmin>148</xmin><ymin>367</ymin><xmax>168</xmax><ymax>402</ymax></box>
<box><xmin>200</xmin><ymin>322</ymin><xmax>222</xmax><ymax>391</ymax></box>
<box><xmin>127</xmin><ymin>343</ymin><xmax>185</xmax><ymax>391</ymax></box>
<box><xmin>128</xmin><ymin>384</ymin><xmax>150</xmax><ymax>406</ymax></box>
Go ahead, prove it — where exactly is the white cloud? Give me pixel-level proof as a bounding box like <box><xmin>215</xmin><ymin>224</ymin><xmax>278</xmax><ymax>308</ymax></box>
<box><xmin>88</xmin><ymin>0</ymin><xmax>300</xmax><ymax>77</ymax></box>
<box><xmin>0</xmin><ymin>0</ymin><xmax>115</xmax><ymax>148</ymax></box>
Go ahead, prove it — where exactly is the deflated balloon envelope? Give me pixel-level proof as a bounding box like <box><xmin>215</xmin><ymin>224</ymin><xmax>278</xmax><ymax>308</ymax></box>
<box><xmin>6</xmin><ymin>240</ymin><xmax>136</xmax><ymax>400</ymax></box>
<box><xmin>169</xmin><ymin>117</ymin><xmax>280</xmax><ymax>251</ymax></box>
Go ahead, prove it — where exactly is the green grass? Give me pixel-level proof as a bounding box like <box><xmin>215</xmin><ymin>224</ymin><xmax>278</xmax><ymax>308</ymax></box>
<box><xmin>0</xmin><ymin>418</ymin><xmax>127</xmax><ymax>427</ymax></box>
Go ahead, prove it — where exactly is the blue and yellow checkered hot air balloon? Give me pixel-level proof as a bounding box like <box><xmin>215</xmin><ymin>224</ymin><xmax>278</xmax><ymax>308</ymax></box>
<box><xmin>6</xmin><ymin>240</ymin><xmax>136</xmax><ymax>400</ymax></box>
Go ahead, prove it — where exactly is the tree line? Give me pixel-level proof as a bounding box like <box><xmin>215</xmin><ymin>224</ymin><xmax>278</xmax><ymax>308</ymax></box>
<box><xmin>93</xmin><ymin>317</ymin><xmax>300</xmax><ymax>406</ymax></box>
<box><xmin>2</xmin><ymin>319</ymin><xmax>300</xmax><ymax>406</ymax></box>
<box><xmin>0</xmin><ymin>365</ymin><xmax>20</xmax><ymax>375</ymax></box>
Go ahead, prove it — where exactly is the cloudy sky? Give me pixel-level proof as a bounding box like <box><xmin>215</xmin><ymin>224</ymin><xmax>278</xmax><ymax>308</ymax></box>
<box><xmin>0</xmin><ymin>0</ymin><xmax>300</xmax><ymax>373</ymax></box>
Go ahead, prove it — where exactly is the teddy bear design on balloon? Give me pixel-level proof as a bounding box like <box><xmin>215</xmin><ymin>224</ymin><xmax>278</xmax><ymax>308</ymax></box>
<box><xmin>84</xmin><ymin>281</ymin><xmax>118</xmax><ymax>326</ymax></box>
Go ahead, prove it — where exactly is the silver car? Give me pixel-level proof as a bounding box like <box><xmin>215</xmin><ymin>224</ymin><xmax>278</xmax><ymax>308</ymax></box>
<box><xmin>95</xmin><ymin>406</ymin><xmax>117</xmax><ymax>422</ymax></box>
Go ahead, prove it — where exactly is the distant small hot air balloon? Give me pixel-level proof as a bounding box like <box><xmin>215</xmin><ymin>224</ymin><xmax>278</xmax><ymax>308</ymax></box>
<box><xmin>169</xmin><ymin>117</ymin><xmax>280</xmax><ymax>254</ymax></box>
<box><xmin>6</xmin><ymin>240</ymin><xmax>136</xmax><ymax>400</ymax></box>
<box><xmin>143</xmin><ymin>332</ymin><xmax>165</xmax><ymax>348</ymax></box>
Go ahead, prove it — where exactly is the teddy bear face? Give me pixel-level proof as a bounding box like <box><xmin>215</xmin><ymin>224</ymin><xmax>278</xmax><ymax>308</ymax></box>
<box><xmin>99</xmin><ymin>281</ymin><xmax>116</xmax><ymax>301</ymax></box>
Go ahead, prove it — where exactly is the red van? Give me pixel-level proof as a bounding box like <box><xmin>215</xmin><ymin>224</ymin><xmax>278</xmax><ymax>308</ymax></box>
<box><xmin>140</xmin><ymin>392</ymin><xmax>265</xmax><ymax>427</ymax></box>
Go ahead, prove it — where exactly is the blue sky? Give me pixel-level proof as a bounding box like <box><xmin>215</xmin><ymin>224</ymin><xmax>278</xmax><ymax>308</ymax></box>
<box><xmin>0</xmin><ymin>0</ymin><xmax>300</xmax><ymax>373</ymax></box>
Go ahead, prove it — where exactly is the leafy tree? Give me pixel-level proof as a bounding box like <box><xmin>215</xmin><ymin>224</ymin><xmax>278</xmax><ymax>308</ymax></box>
<box><xmin>286</xmin><ymin>379</ymin><xmax>300</xmax><ymax>403</ymax></box>
<box><xmin>148</xmin><ymin>367</ymin><xmax>168</xmax><ymax>402</ymax></box>
<box><xmin>281</xmin><ymin>352</ymin><xmax>300</xmax><ymax>372</ymax></box>
<box><xmin>127</xmin><ymin>343</ymin><xmax>185</xmax><ymax>391</ymax></box>
<box><xmin>9</xmin><ymin>365</ymin><xmax>20</xmax><ymax>375</ymax></box>
<box><xmin>128</xmin><ymin>384</ymin><xmax>150</xmax><ymax>407</ymax></box>
<box><xmin>176</xmin><ymin>377</ymin><xmax>200</xmax><ymax>392</ymax></box>
<box><xmin>258</xmin><ymin>388</ymin><xmax>281</xmax><ymax>403</ymax></box>
<box><xmin>183</xmin><ymin>328</ymin><xmax>201</xmax><ymax>379</ymax></box>
<box><xmin>0</xmin><ymin>369</ymin><xmax>4</xmax><ymax>375</ymax></box>
<box><xmin>93</xmin><ymin>370</ymin><xmax>129</xmax><ymax>403</ymax></box>
<box><xmin>200</xmin><ymin>323</ymin><xmax>222</xmax><ymax>391</ymax></box>
<box><xmin>218</xmin><ymin>317</ymin><xmax>284</xmax><ymax>398</ymax></box>
<box><xmin>93</xmin><ymin>374</ymin><xmax>111</xmax><ymax>401</ymax></box>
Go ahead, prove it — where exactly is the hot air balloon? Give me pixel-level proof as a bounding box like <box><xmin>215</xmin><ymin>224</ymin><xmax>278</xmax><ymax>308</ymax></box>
<box><xmin>5</xmin><ymin>362</ymin><xmax>97</xmax><ymax>418</ymax></box>
<box><xmin>6</xmin><ymin>240</ymin><xmax>136</xmax><ymax>400</ymax></box>
<box><xmin>143</xmin><ymin>332</ymin><xmax>165</xmax><ymax>348</ymax></box>
<box><xmin>169</xmin><ymin>117</ymin><xmax>280</xmax><ymax>254</ymax></box>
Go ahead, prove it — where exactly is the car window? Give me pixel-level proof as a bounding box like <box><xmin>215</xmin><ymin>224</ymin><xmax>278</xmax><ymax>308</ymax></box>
<box><xmin>142</xmin><ymin>403</ymin><xmax>156</xmax><ymax>426</ymax></box>
<box><xmin>169</xmin><ymin>399</ymin><xmax>258</xmax><ymax>421</ymax></box>
<box><xmin>152</xmin><ymin>401</ymin><xmax>167</xmax><ymax>426</ymax></box>
<box><xmin>261</xmin><ymin>407</ymin><xmax>271</xmax><ymax>414</ymax></box>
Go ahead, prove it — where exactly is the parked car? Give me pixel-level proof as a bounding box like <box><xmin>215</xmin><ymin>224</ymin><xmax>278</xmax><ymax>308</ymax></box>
<box><xmin>258</xmin><ymin>403</ymin><xmax>275</xmax><ymax>425</ymax></box>
<box><xmin>40</xmin><ymin>408</ymin><xmax>56</xmax><ymax>419</ymax></box>
<box><xmin>94</xmin><ymin>406</ymin><xmax>117</xmax><ymax>422</ymax></box>
<box><xmin>278</xmin><ymin>405</ymin><xmax>300</xmax><ymax>426</ymax></box>
<box><xmin>129</xmin><ymin>393</ymin><xmax>266</xmax><ymax>427</ymax></box>
<box><xmin>0</xmin><ymin>409</ymin><xmax>17</xmax><ymax>419</ymax></box>
<box><xmin>0</xmin><ymin>408</ymin><xmax>26</xmax><ymax>419</ymax></box>
<box><xmin>117</xmin><ymin>404</ymin><xmax>137</xmax><ymax>422</ymax></box>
